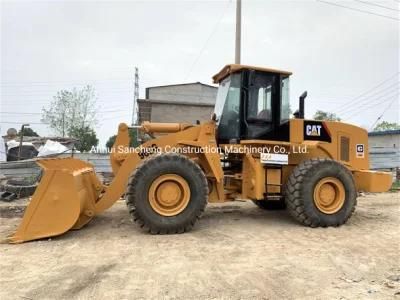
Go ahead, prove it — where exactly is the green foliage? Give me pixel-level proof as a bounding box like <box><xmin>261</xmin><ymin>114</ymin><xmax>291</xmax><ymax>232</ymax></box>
<box><xmin>313</xmin><ymin>110</ymin><xmax>341</xmax><ymax>121</ymax></box>
<box><xmin>69</xmin><ymin>126</ymin><xmax>99</xmax><ymax>152</ymax></box>
<box><xmin>391</xmin><ymin>180</ymin><xmax>400</xmax><ymax>191</ymax></box>
<box><xmin>106</xmin><ymin>129</ymin><xmax>139</xmax><ymax>149</ymax></box>
<box><xmin>373</xmin><ymin>121</ymin><xmax>400</xmax><ymax>132</ymax></box>
<box><xmin>42</xmin><ymin>85</ymin><xmax>97</xmax><ymax>137</ymax></box>
<box><xmin>18</xmin><ymin>127</ymin><xmax>39</xmax><ymax>137</ymax></box>
<box><xmin>105</xmin><ymin>135</ymin><xmax>116</xmax><ymax>149</ymax></box>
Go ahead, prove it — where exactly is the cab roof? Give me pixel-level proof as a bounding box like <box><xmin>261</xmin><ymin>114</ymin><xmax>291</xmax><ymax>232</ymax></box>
<box><xmin>212</xmin><ymin>64</ymin><xmax>292</xmax><ymax>83</ymax></box>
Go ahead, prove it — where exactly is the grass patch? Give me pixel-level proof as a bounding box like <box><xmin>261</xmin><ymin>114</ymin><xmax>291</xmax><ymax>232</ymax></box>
<box><xmin>391</xmin><ymin>180</ymin><xmax>400</xmax><ymax>191</ymax></box>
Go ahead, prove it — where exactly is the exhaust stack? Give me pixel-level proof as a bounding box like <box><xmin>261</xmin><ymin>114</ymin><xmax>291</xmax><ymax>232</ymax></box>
<box><xmin>298</xmin><ymin>91</ymin><xmax>307</xmax><ymax>119</ymax></box>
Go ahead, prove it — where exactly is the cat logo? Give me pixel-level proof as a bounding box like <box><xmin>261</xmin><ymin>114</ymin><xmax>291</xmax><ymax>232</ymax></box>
<box><xmin>306</xmin><ymin>125</ymin><xmax>322</xmax><ymax>136</ymax></box>
<box><xmin>304</xmin><ymin>121</ymin><xmax>331</xmax><ymax>142</ymax></box>
<box><xmin>356</xmin><ymin>144</ymin><xmax>364</xmax><ymax>158</ymax></box>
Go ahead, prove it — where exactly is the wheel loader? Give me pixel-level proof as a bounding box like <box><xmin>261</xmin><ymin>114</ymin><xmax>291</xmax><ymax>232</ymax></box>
<box><xmin>8</xmin><ymin>64</ymin><xmax>392</xmax><ymax>243</ymax></box>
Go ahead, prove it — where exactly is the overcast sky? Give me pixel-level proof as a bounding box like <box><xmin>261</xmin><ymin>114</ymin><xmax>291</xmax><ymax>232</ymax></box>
<box><xmin>1</xmin><ymin>0</ymin><xmax>399</xmax><ymax>146</ymax></box>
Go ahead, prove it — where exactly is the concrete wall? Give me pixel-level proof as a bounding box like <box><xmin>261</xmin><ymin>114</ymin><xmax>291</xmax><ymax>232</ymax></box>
<box><xmin>150</xmin><ymin>102</ymin><xmax>214</xmax><ymax>124</ymax></box>
<box><xmin>138</xmin><ymin>82</ymin><xmax>217</xmax><ymax>125</ymax></box>
<box><xmin>147</xmin><ymin>83</ymin><xmax>217</xmax><ymax>105</ymax></box>
<box><xmin>137</xmin><ymin>100</ymin><xmax>152</xmax><ymax>124</ymax></box>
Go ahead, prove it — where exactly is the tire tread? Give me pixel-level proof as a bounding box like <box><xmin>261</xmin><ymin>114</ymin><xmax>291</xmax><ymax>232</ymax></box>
<box><xmin>285</xmin><ymin>158</ymin><xmax>357</xmax><ymax>227</ymax></box>
<box><xmin>126</xmin><ymin>153</ymin><xmax>208</xmax><ymax>234</ymax></box>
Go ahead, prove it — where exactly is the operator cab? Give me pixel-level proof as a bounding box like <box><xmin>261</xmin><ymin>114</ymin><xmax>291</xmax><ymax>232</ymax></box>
<box><xmin>213</xmin><ymin>64</ymin><xmax>292</xmax><ymax>144</ymax></box>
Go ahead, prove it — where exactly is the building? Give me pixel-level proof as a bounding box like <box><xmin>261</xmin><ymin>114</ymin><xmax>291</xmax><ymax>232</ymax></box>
<box><xmin>137</xmin><ymin>82</ymin><xmax>217</xmax><ymax>124</ymax></box>
<box><xmin>368</xmin><ymin>129</ymin><xmax>400</xmax><ymax>149</ymax></box>
<box><xmin>368</xmin><ymin>130</ymin><xmax>400</xmax><ymax>177</ymax></box>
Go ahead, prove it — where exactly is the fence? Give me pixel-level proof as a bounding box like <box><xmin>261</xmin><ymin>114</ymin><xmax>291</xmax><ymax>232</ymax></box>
<box><xmin>1</xmin><ymin>149</ymin><xmax>399</xmax><ymax>180</ymax></box>
<box><xmin>0</xmin><ymin>153</ymin><xmax>111</xmax><ymax>179</ymax></box>
<box><xmin>369</xmin><ymin>147</ymin><xmax>400</xmax><ymax>170</ymax></box>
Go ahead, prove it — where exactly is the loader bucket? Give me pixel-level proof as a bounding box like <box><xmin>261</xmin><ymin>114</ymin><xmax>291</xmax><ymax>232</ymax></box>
<box><xmin>8</xmin><ymin>158</ymin><xmax>103</xmax><ymax>243</ymax></box>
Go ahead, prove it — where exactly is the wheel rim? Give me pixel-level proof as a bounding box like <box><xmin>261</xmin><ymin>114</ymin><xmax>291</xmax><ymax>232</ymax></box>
<box><xmin>313</xmin><ymin>177</ymin><xmax>345</xmax><ymax>214</ymax></box>
<box><xmin>149</xmin><ymin>174</ymin><xmax>190</xmax><ymax>216</ymax></box>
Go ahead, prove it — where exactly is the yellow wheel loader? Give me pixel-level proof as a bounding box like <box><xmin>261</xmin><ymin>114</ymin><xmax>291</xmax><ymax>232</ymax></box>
<box><xmin>8</xmin><ymin>64</ymin><xmax>392</xmax><ymax>243</ymax></box>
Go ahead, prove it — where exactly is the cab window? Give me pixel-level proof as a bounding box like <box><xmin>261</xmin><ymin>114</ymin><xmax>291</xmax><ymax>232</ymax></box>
<box><xmin>247</xmin><ymin>73</ymin><xmax>275</xmax><ymax>122</ymax></box>
<box><xmin>280</xmin><ymin>76</ymin><xmax>290</xmax><ymax>123</ymax></box>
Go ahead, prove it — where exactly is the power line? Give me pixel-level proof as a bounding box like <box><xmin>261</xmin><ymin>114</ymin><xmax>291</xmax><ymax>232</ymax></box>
<box><xmin>340</xmin><ymin>88</ymin><xmax>399</xmax><ymax>117</ymax></box>
<box><xmin>0</xmin><ymin>112</ymin><xmax>41</xmax><ymax>115</ymax></box>
<box><xmin>335</xmin><ymin>82</ymin><xmax>400</xmax><ymax>115</ymax></box>
<box><xmin>1</xmin><ymin>90</ymin><xmax>133</xmax><ymax>97</ymax></box>
<box><xmin>334</xmin><ymin>86</ymin><xmax>399</xmax><ymax>117</ymax></box>
<box><xmin>102</xmin><ymin>114</ymin><xmax>131</xmax><ymax>121</ymax></box>
<box><xmin>369</xmin><ymin>97</ymin><xmax>399</xmax><ymax>130</ymax></box>
<box><xmin>0</xmin><ymin>121</ymin><xmax>48</xmax><ymax>125</ymax></box>
<box><xmin>343</xmin><ymin>93</ymin><xmax>399</xmax><ymax>119</ymax></box>
<box><xmin>0</xmin><ymin>77</ymin><xmax>132</xmax><ymax>86</ymax></box>
<box><xmin>0</xmin><ymin>108</ymin><xmax>129</xmax><ymax>115</ymax></box>
<box><xmin>1</xmin><ymin>103</ymin><xmax>122</xmax><ymax>108</ymax></box>
<box><xmin>354</xmin><ymin>0</ymin><xmax>400</xmax><ymax>12</ymax></box>
<box><xmin>1</xmin><ymin>88</ymin><xmax>212</xmax><ymax>98</ymax></box>
<box><xmin>183</xmin><ymin>0</ymin><xmax>231</xmax><ymax>81</ymax></box>
<box><xmin>316</xmin><ymin>0</ymin><xmax>400</xmax><ymax>21</ymax></box>
<box><xmin>331</xmin><ymin>72</ymin><xmax>399</xmax><ymax>113</ymax></box>
<box><xmin>341</xmin><ymin>93</ymin><xmax>398</xmax><ymax>118</ymax></box>
<box><xmin>1</xmin><ymin>91</ymin><xmax>216</xmax><ymax>106</ymax></box>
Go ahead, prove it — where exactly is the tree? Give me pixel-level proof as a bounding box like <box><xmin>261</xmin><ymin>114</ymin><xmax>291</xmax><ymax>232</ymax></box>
<box><xmin>313</xmin><ymin>110</ymin><xmax>341</xmax><ymax>121</ymax></box>
<box><xmin>106</xmin><ymin>129</ymin><xmax>139</xmax><ymax>149</ymax></box>
<box><xmin>373</xmin><ymin>121</ymin><xmax>400</xmax><ymax>132</ymax></box>
<box><xmin>42</xmin><ymin>85</ymin><xmax>97</xmax><ymax>137</ymax></box>
<box><xmin>18</xmin><ymin>127</ymin><xmax>39</xmax><ymax>137</ymax></box>
<box><xmin>69</xmin><ymin>126</ymin><xmax>99</xmax><ymax>152</ymax></box>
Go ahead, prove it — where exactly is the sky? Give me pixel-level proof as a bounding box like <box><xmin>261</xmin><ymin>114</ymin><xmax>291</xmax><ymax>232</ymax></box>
<box><xmin>1</xmin><ymin>0</ymin><xmax>399</xmax><ymax>146</ymax></box>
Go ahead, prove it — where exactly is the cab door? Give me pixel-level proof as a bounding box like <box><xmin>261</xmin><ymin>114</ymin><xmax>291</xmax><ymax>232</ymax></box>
<box><xmin>244</xmin><ymin>71</ymin><xmax>277</xmax><ymax>139</ymax></box>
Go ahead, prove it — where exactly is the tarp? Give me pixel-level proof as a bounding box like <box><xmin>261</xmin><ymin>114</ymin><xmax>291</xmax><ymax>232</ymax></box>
<box><xmin>6</xmin><ymin>139</ymin><xmax>35</xmax><ymax>150</ymax></box>
<box><xmin>37</xmin><ymin>140</ymin><xmax>69</xmax><ymax>157</ymax></box>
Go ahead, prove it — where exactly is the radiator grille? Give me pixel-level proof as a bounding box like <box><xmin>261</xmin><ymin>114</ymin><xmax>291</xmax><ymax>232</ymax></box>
<box><xmin>340</xmin><ymin>136</ymin><xmax>350</xmax><ymax>162</ymax></box>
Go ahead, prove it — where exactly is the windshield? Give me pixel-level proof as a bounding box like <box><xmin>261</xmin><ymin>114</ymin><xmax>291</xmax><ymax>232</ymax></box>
<box><xmin>214</xmin><ymin>74</ymin><xmax>241</xmax><ymax>141</ymax></box>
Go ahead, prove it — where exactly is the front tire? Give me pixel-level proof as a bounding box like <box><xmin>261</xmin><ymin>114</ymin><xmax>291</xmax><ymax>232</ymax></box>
<box><xmin>285</xmin><ymin>158</ymin><xmax>357</xmax><ymax>227</ymax></box>
<box><xmin>126</xmin><ymin>153</ymin><xmax>208</xmax><ymax>234</ymax></box>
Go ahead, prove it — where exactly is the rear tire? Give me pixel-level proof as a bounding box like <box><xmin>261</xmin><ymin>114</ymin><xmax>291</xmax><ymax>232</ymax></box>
<box><xmin>126</xmin><ymin>153</ymin><xmax>208</xmax><ymax>234</ymax></box>
<box><xmin>252</xmin><ymin>200</ymin><xmax>286</xmax><ymax>210</ymax></box>
<box><xmin>285</xmin><ymin>158</ymin><xmax>357</xmax><ymax>227</ymax></box>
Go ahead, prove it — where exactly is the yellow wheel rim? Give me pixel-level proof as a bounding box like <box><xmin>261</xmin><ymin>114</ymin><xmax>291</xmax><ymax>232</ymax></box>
<box><xmin>149</xmin><ymin>174</ymin><xmax>190</xmax><ymax>216</ymax></box>
<box><xmin>313</xmin><ymin>177</ymin><xmax>345</xmax><ymax>214</ymax></box>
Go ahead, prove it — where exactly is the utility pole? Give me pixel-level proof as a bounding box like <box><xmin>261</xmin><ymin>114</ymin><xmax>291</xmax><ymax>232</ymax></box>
<box><xmin>235</xmin><ymin>0</ymin><xmax>241</xmax><ymax>64</ymax></box>
<box><xmin>18</xmin><ymin>124</ymin><xmax>29</xmax><ymax>160</ymax></box>
<box><xmin>132</xmin><ymin>67</ymin><xmax>139</xmax><ymax>126</ymax></box>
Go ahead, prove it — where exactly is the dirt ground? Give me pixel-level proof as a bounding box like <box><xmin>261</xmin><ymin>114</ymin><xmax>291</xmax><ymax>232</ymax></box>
<box><xmin>0</xmin><ymin>192</ymin><xmax>399</xmax><ymax>299</ymax></box>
